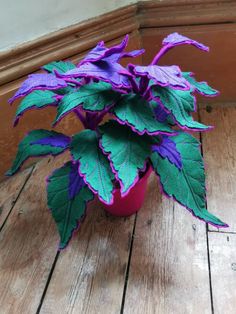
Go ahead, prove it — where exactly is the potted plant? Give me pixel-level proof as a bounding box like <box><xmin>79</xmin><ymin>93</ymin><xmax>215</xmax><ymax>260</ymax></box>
<box><xmin>7</xmin><ymin>33</ymin><xmax>228</xmax><ymax>249</ymax></box>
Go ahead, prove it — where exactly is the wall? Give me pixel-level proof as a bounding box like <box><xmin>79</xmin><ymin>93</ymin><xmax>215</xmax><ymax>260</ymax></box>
<box><xmin>0</xmin><ymin>0</ymin><xmax>137</xmax><ymax>52</ymax></box>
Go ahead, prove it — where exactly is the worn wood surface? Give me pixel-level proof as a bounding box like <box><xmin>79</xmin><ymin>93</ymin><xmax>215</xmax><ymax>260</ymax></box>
<box><xmin>208</xmin><ymin>232</ymin><xmax>236</xmax><ymax>314</ymax></box>
<box><xmin>0</xmin><ymin>167</ymin><xmax>32</xmax><ymax>228</ymax></box>
<box><xmin>123</xmin><ymin>174</ymin><xmax>211</xmax><ymax>314</ymax></box>
<box><xmin>0</xmin><ymin>157</ymin><xmax>63</xmax><ymax>313</ymax></box>
<box><xmin>40</xmin><ymin>201</ymin><xmax>135</xmax><ymax>314</ymax></box>
<box><xmin>200</xmin><ymin>106</ymin><xmax>236</xmax><ymax>232</ymax></box>
<box><xmin>0</xmin><ymin>106</ymin><xmax>235</xmax><ymax>313</ymax></box>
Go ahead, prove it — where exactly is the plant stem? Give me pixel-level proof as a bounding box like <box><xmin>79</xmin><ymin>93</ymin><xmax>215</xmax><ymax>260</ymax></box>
<box><xmin>129</xmin><ymin>76</ymin><xmax>139</xmax><ymax>93</ymax></box>
<box><xmin>74</xmin><ymin>108</ymin><xmax>87</xmax><ymax>128</ymax></box>
<box><xmin>151</xmin><ymin>44</ymin><xmax>172</xmax><ymax>65</ymax></box>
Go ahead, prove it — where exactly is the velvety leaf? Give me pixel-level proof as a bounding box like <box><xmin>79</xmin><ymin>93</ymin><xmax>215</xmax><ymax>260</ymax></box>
<box><xmin>80</xmin><ymin>35</ymin><xmax>129</xmax><ymax>64</ymax></box>
<box><xmin>70</xmin><ymin>129</ymin><xmax>114</xmax><ymax>204</ymax></box>
<box><xmin>151</xmin><ymin>132</ymin><xmax>227</xmax><ymax>227</ymax></box>
<box><xmin>47</xmin><ymin>161</ymin><xmax>94</xmax><ymax>249</ymax></box>
<box><xmin>14</xmin><ymin>90</ymin><xmax>58</xmax><ymax>126</ymax></box>
<box><xmin>43</xmin><ymin>61</ymin><xmax>76</xmax><ymax>74</ymax></box>
<box><xmin>9</xmin><ymin>74</ymin><xmax>67</xmax><ymax>104</ymax></box>
<box><xmin>100</xmin><ymin>120</ymin><xmax>151</xmax><ymax>195</ymax></box>
<box><xmin>6</xmin><ymin>130</ymin><xmax>70</xmax><ymax>176</ymax></box>
<box><xmin>163</xmin><ymin>32</ymin><xmax>209</xmax><ymax>52</ymax></box>
<box><xmin>129</xmin><ymin>64</ymin><xmax>190</xmax><ymax>90</ymax></box>
<box><xmin>152</xmin><ymin>136</ymin><xmax>182</xmax><ymax>169</ymax></box>
<box><xmin>80</xmin><ymin>35</ymin><xmax>144</xmax><ymax>65</ymax></box>
<box><xmin>113</xmin><ymin>94</ymin><xmax>174</xmax><ymax>135</ymax></box>
<box><xmin>153</xmin><ymin>86</ymin><xmax>210</xmax><ymax>131</ymax></box>
<box><xmin>55</xmin><ymin>81</ymin><xmax>120</xmax><ymax>123</ymax></box>
<box><xmin>183</xmin><ymin>72</ymin><xmax>219</xmax><ymax>96</ymax></box>
<box><xmin>58</xmin><ymin>60</ymin><xmax>132</xmax><ymax>90</ymax></box>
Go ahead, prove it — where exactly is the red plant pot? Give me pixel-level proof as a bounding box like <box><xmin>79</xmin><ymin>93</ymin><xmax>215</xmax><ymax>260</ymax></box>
<box><xmin>103</xmin><ymin>166</ymin><xmax>152</xmax><ymax>217</ymax></box>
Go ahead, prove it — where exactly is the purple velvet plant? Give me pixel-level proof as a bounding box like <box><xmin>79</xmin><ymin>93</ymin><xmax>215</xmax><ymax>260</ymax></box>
<box><xmin>7</xmin><ymin>33</ymin><xmax>228</xmax><ymax>248</ymax></box>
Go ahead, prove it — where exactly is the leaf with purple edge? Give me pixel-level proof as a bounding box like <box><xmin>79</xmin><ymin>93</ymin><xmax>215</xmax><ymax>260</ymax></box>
<box><xmin>162</xmin><ymin>32</ymin><xmax>209</xmax><ymax>52</ymax></box>
<box><xmin>152</xmin><ymin>86</ymin><xmax>210</xmax><ymax>131</ymax></box>
<box><xmin>14</xmin><ymin>90</ymin><xmax>58</xmax><ymax>126</ymax></box>
<box><xmin>9</xmin><ymin>73</ymin><xmax>67</xmax><ymax>104</ymax></box>
<box><xmin>43</xmin><ymin>60</ymin><xmax>76</xmax><ymax>74</ymax></box>
<box><xmin>47</xmin><ymin>161</ymin><xmax>94</xmax><ymax>249</ymax></box>
<box><xmin>99</xmin><ymin>120</ymin><xmax>151</xmax><ymax>196</ymax></box>
<box><xmin>152</xmin><ymin>135</ymin><xmax>182</xmax><ymax>169</ymax></box>
<box><xmin>182</xmin><ymin>72</ymin><xmax>219</xmax><ymax>97</ymax></box>
<box><xmin>113</xmin><ymin>94</ymin><xmax>174</xmax><ymax>135</ymax></box>
<box><xmin>151</xmin><ymin>132</ymin><xmax>228</xmax><ymax>228</ymax></box>
<box><xmin>58</xmin><ymin>60</ymin><xmax>132</xmax><ymax>90</ymax></box>
<box><xmin>6</xmin><ymin>129</ymin><xmax>70</xmax><ymax>176</ymax></box>
<box><xmin>54</xmin><ymin>81</ymin><xmax>120</xmax><ymax>124</ymax></box>
<box><xmin>70</xmin><ymin>129</ymin><xmax>114</xmax><ymax>204</ymax></box>
<box><xmin>129</xmin><ymin>64</ymin><xmax>190</xmax><ymax>90</ymax></box>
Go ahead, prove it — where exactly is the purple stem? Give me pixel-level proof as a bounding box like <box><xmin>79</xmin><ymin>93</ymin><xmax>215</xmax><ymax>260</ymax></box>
<box><xmin>139</xmin><ymin>77</ymin><xmax>149</xmax><ymax>96</ymax></box>
<box><xmin>128</xmin><ymin>76</ymin><xmax>139</xmax><ymax>93</ymax></box>
<box><xmin>86</xmin><ymin>112</ymin><xmax>98</xmax><ymax>130</ymax></box>
<box><xmin>151</xmin><ymin>43</ymin><xmax>172</xmax><ymax>65</ymax></box>
<box><xmin>96</xmin><ymin>104</ymin><xmax>114</xmax><ymax>125</ymax></box>
<box><xmin>74</xmin><ymin>108</ymin><xmax>87</xmax><ymax>128</ymax></box>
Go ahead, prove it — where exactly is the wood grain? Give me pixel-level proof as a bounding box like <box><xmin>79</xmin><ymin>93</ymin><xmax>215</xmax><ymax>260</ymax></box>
<box><xmin>0</xmin><ymin>156</ymin><xmax>67</xmax><ymax>314</ymax></box>
<box><xmin>123</xmin><ymin>174</ymin><xmax>211</xmax><ymax>314</ymax></box>
<box><xmin>39</xmin><ymin>201</ymin><xmax>135</xmax><ymax>314</ymax></box>
<box><xmin>0</xmin><ymin>167</ymin><xmax>32</xmax><ymax>228</ymax></box>
<box><xmin>200</xmin><ymin>106</ymin><xmax>236</xmax><ymax>232</ymax></box>
<box><xmin>208</xmin><ymin>232</ymin><xmax>236</xmax><ymax>314</ymax></box>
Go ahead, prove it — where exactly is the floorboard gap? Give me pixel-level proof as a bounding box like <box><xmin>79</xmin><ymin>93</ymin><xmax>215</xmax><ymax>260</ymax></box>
<box><xmin>36</xmin><ymin>251</ymin><xmax>60</xmax><ymax>314</ymax></box>
<box><xmin>206</xmin><ymin>224</ymin><xmax>215</xmax><ymax>314</ymax></box>
<box><xmin>120</xmin><ymin>212</ymin><xmax>138</xmax><ymax>314</ymax></box>
<box><xmin>0</xmin><ymin>166</ymin><xmax>34</xmax><ymax>233</ymax></box>
<box><xmin>198</xmin><ymin>113</ymin><xmax>215</xmax><ymax>313</ymax></box>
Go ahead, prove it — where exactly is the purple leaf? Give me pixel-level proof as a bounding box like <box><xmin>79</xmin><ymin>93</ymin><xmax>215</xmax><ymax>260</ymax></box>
<box><xmin>9</xmin><ymin>74</ymin><xmax>67</xmax><ymax>104</ymax></box>
<box><xmin>58</xmin><ymin>61</ymin><xmax>132</xmax><ymax>89</ymax></box>
<box><xmin>68</xmin><ymin>162</ymin><xmax>86</xmax><ymax>200</ymax></box>
<box><xmin>130</xmin><ymin>64</ymin><xmax>190</xmax><ymax>90</ymax></box>
<box><xmin>163</xmin><ymin>32</ymin><xmax>209</xmax><ymax>52</ymax></box>
<box><xmin>79</xmin><ymin>35</ymin><xmax>144</xmax><ymax>65</ymax></box>
<box><xmin>152</xmin><ymin>136</ymin><xmax>182</xmax><ymax>169</ymax></box>
<box><xmin>31</xmin><ymin>133</ymin><xmax>71</xmax><ymax>148</ymax></box>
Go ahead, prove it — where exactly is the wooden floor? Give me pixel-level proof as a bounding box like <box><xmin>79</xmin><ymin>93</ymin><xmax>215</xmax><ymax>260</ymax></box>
<box><xmin>0</xmin><ymin>106</ymin><xmax>235</xmax><ymax>314</ymax></box>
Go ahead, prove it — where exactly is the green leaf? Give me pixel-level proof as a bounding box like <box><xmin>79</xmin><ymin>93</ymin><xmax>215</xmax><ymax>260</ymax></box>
<box><xmin>14</xmin><ymin>90</ymin><xmax>57</xmax><ymax>125</ymax></box>
<box><xmin>153</xmin><ymin>86</ymin><xmax>211</xmax><ymax>130</ymax></box>
<box><xmin>55</xmin><ymin>81</ymin><xmax>120</xmax><ymax>123</ymax></box>
<box><xmin>100</xmin><ymin>120</ymin><xmax>151</xmax><ymax>195</ymax></box>
<box><xmin>6</xmin><ymin>129</ymin><xmax>70</xmax><ymax>176</ymax></box>
<box><xmin>151</xmin><ymin>132</ymin><xmax>227</xmax><ymax>227</ymax></box>
<box><xmin>183</xmin><ymin>72</ymin><xmax>219</xmax><ymax>96</ymax></box>
<box><xmin>43</xmin><ymin>61</ymin><xmax>76</xmax><ymax>74</ymax></box>
<box><xmin>113</xmin><ymin>94</ymin><xmax>174</xmax><ymax>135</ymax></box>
<box><xmin>70</xmin><ymin>129</ymin><xmax>114</xmax><ymax>204</ymax></box>
<box><xmin>47</xmin><ymin>161</ymin><xmax>94</xmax><ymax>249</ymax></box>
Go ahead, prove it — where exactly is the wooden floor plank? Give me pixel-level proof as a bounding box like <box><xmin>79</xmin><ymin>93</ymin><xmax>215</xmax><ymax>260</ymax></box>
<box><xmin>39</xmin><ymin>200</ymin><xmax>135</xmax><ymax>314</ymax></box>
<box><xmin>0</xmin><ymin>157</ymin><xmax>66</xmax><ymax>314</ymax></box>
<box><xmin>208</xmin><ymin>232</ymin><xmax>236</xmax><ymax>314</ymax></box>
<box><xmin>200</xmin><ymin>107</ymin><xmax>236</xmax><ymax>232</ymax></box>
<box><xmin>0</xmin><ymin>167</ymin><xmax>32</xmax><ymax>228</ymax></box>
<box><xmin>123</xmin><ymin>174</ymin><xmax>212</xmax><ymax>314</ymax></box>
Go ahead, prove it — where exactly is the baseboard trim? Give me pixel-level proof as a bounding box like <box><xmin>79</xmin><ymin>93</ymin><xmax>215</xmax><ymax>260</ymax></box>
<box><xmin>1</xmin><ymin>1</ymin><xmax>236</xmax><ymax>86</ymax></box>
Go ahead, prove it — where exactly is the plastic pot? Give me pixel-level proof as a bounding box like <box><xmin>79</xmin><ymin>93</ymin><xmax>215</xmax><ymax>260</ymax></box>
<box><xmin>103</xmin><ymin>165</ymin><xmax>152</xmax><ymax>217</ymax></box>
